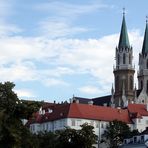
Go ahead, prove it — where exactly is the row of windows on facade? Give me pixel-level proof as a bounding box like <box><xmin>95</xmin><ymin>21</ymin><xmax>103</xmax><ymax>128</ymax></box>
<box><xmin>71</xmin><ymin>120</ymin><xmax>106</xmax><ymax>128</ymax></box>
<box><xmin>117</xmin><ymin>53</ymin><xmax>132</xmax><ymax>65</ymax></box>
<box><xmin>124</xmin><ymin>135</ymin><xmax>146</xmax><ymax>144</ymax></box>
<box><xmin>30</xmin><ymin>119</ymin><xmax>107</xmax><ymax>132</ymax></box>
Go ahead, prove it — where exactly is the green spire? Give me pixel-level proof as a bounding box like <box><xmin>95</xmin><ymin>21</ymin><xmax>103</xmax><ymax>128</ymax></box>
<box><xmin>142</xmin><ymin>19</ymin><xmax>148</xmax><ymax>55</ymax></box>
<box><xmin>118</xmin><ymin>14</ymin><xmax>130</xmax><ymax>48</ymax></box>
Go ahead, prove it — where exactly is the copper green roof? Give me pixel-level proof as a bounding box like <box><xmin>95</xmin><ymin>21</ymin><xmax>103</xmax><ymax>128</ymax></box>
<box><xmin>118</xmin><ymin>15</ymin><xmax>130</xmax><ymax>48</ymax></box>
<box><xmin>142</xmin><ymin>22</ymin><xmax>148</xmax><ymax>55</ymax></box>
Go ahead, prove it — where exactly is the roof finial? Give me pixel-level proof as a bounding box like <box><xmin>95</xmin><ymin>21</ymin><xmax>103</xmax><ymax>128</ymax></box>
<box><xmin>123</xmin><ymin>7</ymin><xmax>125</xmax><ymax>16</ymax></box>
<box><xmin>146</xmin><ymin>15</ymin><xmax>148</xmax><ymax>24</ymax></box>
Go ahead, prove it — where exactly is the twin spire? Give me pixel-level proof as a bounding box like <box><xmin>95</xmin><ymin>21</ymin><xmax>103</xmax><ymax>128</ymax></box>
<box><xmin>118</xmin><ymin>12</ymin><xmax>148</xmax><ymax>55</ymax></box>
<box><xmin>118</xmin><ymin>13</ymin><xmax>130</xmax><ymax>48</ymax></box>
<box><xmin>142</xmin><ymin>18</ymin><xmax>148</xmax><ymax>55</ymax></box>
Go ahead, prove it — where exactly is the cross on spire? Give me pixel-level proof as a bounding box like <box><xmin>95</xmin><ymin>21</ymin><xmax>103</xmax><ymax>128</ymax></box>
<box><xmin>123</xmin><ymin>7</ymin><xmax>125</xmax><ymax>16</ymax></box>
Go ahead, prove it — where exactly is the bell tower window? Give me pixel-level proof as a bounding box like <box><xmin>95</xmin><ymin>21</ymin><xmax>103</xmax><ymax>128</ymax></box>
<box><xmin>123</xmin><ymin>53</ymin><xmax>126</xmax><ymax>64</ymax></box>
<box><xmin>118</xmin><ymin>54</ymin><xmax>120</xmax><ymax>65</ymax></box>
<box><xmin>146</xmin><ymin>80</ymin><xmax>148</xmax><ymax>93</ymax></box>
<box><xmin>130</xmin><ymin>76</ymin><xmax>133</xmax><ymax>90</ymax></box>
<box><xmin>129</xmin><ymin>54</ymin><xmax>131</xmax><ymax>64</ymax></box>
<box><xmin>146</xmin><ymin>59</ymin><xmax>148</xmax><ymax>69</ymax></box>
<box><xmin>141</xmin><ymin>80</ymin><xmax>143</xmax><ymax>90</ymax></box>
<box><xmin>115</xmin><ymin>76</ymin><xmax>119</xmax><ymax>91</ymax></box>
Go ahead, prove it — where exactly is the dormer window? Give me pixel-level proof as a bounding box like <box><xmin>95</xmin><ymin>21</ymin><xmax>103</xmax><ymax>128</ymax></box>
<box><xmin>48</xmin><ymin>109</ymin><xmax>53</xmax><ymax>113</ymax></box>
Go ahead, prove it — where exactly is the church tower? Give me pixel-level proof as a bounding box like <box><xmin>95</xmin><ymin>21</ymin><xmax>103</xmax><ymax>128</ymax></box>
<box><xmin>137</xmin><ymin>18</ymin><xmax>148</xmax><ymax>103</ymax></box>
<box><xmin>113</xmin><ymin>13</ymin><xmax>135</xmax><ymax>107</ymax></box>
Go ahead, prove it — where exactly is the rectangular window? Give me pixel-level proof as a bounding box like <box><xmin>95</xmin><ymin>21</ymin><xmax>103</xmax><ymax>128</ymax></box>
<box><xmin>43</xmin><ymin>124</ymin><xmax>45</xmax><ymax>131</ymax></box>
<box><xmin>72</xmin><ymin>120</ymin><xmax>75</xmax><ymax>126</ymax></box>
<box><xmin>96</xmin><ymin>122</ymin><xmax>99</xmax><ymax>128</ymax></box>
<box><xmin>101</xmin><ymin>123</ymin><xmax>104</xmax><ymax>128</ymax></box>
<box><xmin>146</xmin><ymin>120</ymin><xmax>148</xmax><ymax>124</ymax></box>
<box><xmin>46</xmin><ymin>124</ymin><xmax>48</xmax><ymax>130</ymax></box>
<box><xmin>138</xmin><ymin>119</ymin><xmax>141</xmax><ymax>123</ymax></box>
<box><xmin>77</xmin><ymin>120</ymin><xmax>81</xmax><ymax>126</ymax></box>
<box><xmin>90</xmin><ymin>121</ymin><xmax>94</xmax><ymax>126</ymax></box>
<box><xmin>54</xmin><ymin>121</ymin><xmax>57</xmax><ymax>129</ymax></box>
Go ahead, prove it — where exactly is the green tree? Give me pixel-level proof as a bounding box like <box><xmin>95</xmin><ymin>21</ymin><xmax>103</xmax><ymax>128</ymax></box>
<box><xmin>103</xmin><ymin>120</ymin><xmax>131</xmax><ymax>148</ymax></box>
<box><xmin>0</xmin><ymin>82</ymin><xmax>41</xmax><ymax>148</ymax></box>
<box><xmin>56</xmin><ymin>123</ymin><xmax>97</xmax><ymax>148</ymax></box>
<box><xmin>79</xmin><ymin>123</ymin><xmax>98</xmax><ymax>148</ymax></box>
<box><xmin>37</xmin><ymin>131</ymin><xmax>57</xmax><ymax>148</ymax></box>
<box><xmin>56</xmin><ymin>128</ymin><xmax>78</xmax><ymax>148</ymax></box>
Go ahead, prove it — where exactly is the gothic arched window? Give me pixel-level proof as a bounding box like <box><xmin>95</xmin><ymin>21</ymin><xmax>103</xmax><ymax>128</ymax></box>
<box><xmin>129</xmin><ymin>54</ymin><xmax>131</xmax><ymax>64</ymax></box>
<box><xmin>130</xmin><ymin>76</ymin><xmax>133</xmax><ymax>90</ymax></box>
<box><xmin>123</xmin><ymin>53</ymin><xmax>126</xmax><ymax>64</ymax></box>
<box><xmin>146</xmin><ymin>59</ymin><xmax>148</xmax><ymax>69</ymax></box>
<box><xmin>115</xmin><ymin>76</ymin><xmax>119</xmax><ymax>91</ymax></box>
<box><xmin>141</xmin><ymin>80</ymin><xmax>143</xmax><ymax>90</ymax></box>
<box><xmin>118</xmin><ymin>54</ymin><xmax>120</xmax><ymax>65</ymax></box>
<box><xmin>146</xmin><ymin>80</ymin><xmax>148</xmax><ymax>93</ymax></box>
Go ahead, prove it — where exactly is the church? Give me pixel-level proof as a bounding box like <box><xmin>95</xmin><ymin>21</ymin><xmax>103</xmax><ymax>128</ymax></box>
<box><xmin>73</xmin><ymin>12</ymin><xmax>148</xmax><ymax>109</ymax></box>
<box><xmin>27</xmin><ymin>13</ymin><xmax>148</xmax><ymax>147</ymax></box>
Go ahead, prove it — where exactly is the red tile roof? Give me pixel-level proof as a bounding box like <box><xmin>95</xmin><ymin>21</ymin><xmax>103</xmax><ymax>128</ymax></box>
<box><xmin>28</xmin><ymin>103</ymin><xmax>132</xmax><ymax>124</ymax></box>
<box><xmin>68</xmin><ymin>103</ymin><xmax>131</xmax><ymax>123</ymax></box>
<box><xmin>128</xmin><ymin>104</ymin><xmax>148</xmax><ymax>116</ymax></box>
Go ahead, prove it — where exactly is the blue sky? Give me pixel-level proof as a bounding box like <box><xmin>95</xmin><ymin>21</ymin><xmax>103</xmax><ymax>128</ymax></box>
<box><xmin>0</xmin><ymin>0</ymin><xmax>148</xmax><ymax>102</ymax></box>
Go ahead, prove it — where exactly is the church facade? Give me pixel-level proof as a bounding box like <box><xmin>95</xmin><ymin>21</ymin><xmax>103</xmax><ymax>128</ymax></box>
<box><xmin>73</xmin><ymin>13</ymin><xmax>148</xmax><ymax>109</ymax></box>
<box><xmin>112</xmin><ymin>13</ymin><xmax>148</xmax><ymax>108</ymax></box>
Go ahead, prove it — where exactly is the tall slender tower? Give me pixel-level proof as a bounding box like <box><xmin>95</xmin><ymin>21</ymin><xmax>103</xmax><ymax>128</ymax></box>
<box><xmin>138</xmin><ymin>18</ymin><xmax>148</xmax><ymax>103</ymax></box>
<box><xmin>113</xmin><ymin>12</ymin><xmax>135</xmax><ymax>107</ymax></box>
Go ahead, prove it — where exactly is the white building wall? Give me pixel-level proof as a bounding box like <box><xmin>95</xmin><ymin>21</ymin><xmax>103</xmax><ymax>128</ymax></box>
<box><xmin>133</xmin><ymin>116</ymin><xmax>148</xmax><ymax>132</ymax></box>
<box><xmin>29</xmin><ymin>118</ymin><xmax>109</xmax><ymax>139</ymax></box>
<box><xmin>30</xmin><ymin>123</ymin><xmax>41</xmax><ymax>134</ymax></box>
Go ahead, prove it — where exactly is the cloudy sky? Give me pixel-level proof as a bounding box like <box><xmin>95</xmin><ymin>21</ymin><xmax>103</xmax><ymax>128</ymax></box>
<box><xmin>0</xmin><ymin>0</ymin><xmax>148</xmax><ymax>102</ymax></box>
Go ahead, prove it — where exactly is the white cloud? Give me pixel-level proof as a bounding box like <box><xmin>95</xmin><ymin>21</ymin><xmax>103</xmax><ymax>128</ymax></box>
<box><xmin>78</xmin><ymin>86</ymin><xmax>100</xmax><ymax>95</ymax></box>
<box><xmin>0</xmin><ymin>29</ymin><xmax>143</xmax><ymax>96</ymax></box>
<box><xmin>43</xmin><ymin>78</ymin><xmax>69</xmax><ymax>87</ymax></box>
<box><xmin>0</xmin><ymin>22</ymin><xmax>22</xmax><ymax>36</ymax></box>
<box><xmin>39</xmin><ymin>18</ymin><xmax>88</xmax><ymax>38</ymax></box>
<box><xmin>14</xmin><ymin>89</ymin><xmax>35</xmax><ymax>98</ymax></box>
<box><xmin>35</xmin><ymin>1</ymin><xmax>108</xmax><ymax>17</ymax></box>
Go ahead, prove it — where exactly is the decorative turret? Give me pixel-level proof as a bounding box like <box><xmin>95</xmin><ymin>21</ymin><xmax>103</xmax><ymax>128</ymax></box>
<box><xmin>110</xmin><ymin>84</ymin><xmax>115</xmax><ymax>107</ymax></box>
<box><xmin>138</xmin><ymin>17</ymin><xmax>148</xmax><ymax>103</ymax></box>
<box><xmin>113</xmin><ymin>10</ymin><xmax>135</xmax><ymax>107</ymax></box>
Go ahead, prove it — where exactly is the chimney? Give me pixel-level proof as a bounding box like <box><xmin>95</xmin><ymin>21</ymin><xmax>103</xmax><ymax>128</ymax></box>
<box><xmin>103</xmin><ymin>103</ymin><xmax>107</xmax><ymax>107</ymax></box>
<box><xmin>76</xmin><ymin>99</ymin><xmax>79</xmax><ymax>104</ymax></box>
<box><xmin>146</xmin><ymin>104</ymin><xmax>148</xmax><ymax>111</ymax></box>
<box><xmin>88</xmin><ymin>100</ymin><xmax>93</xmax><ymax>105</ymax></box>
<box><xmin>42</xmin><ymin>110</ymin><xmax>45</xmax><ymax>115</ymax></box>
<box><xmin>69</xmin><ymin>98</ymin><xmax>73</xmax><ymax>103</ymax></box>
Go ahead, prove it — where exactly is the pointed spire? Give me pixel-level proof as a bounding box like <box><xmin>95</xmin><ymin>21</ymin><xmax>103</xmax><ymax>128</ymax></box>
<box><xmin>111</xmin><ymin>84</ymin><xmax>114</xmax><ymax>105</ymax></box>
<box><xmin>118</xmin><ymin>9</ymin><xmax>130</xmax><ymax>48</ymax></box>
<box><xmin>142</xmin><ymin>16</ymin><xmax>148</xmax><ymax>55</ymax></box>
